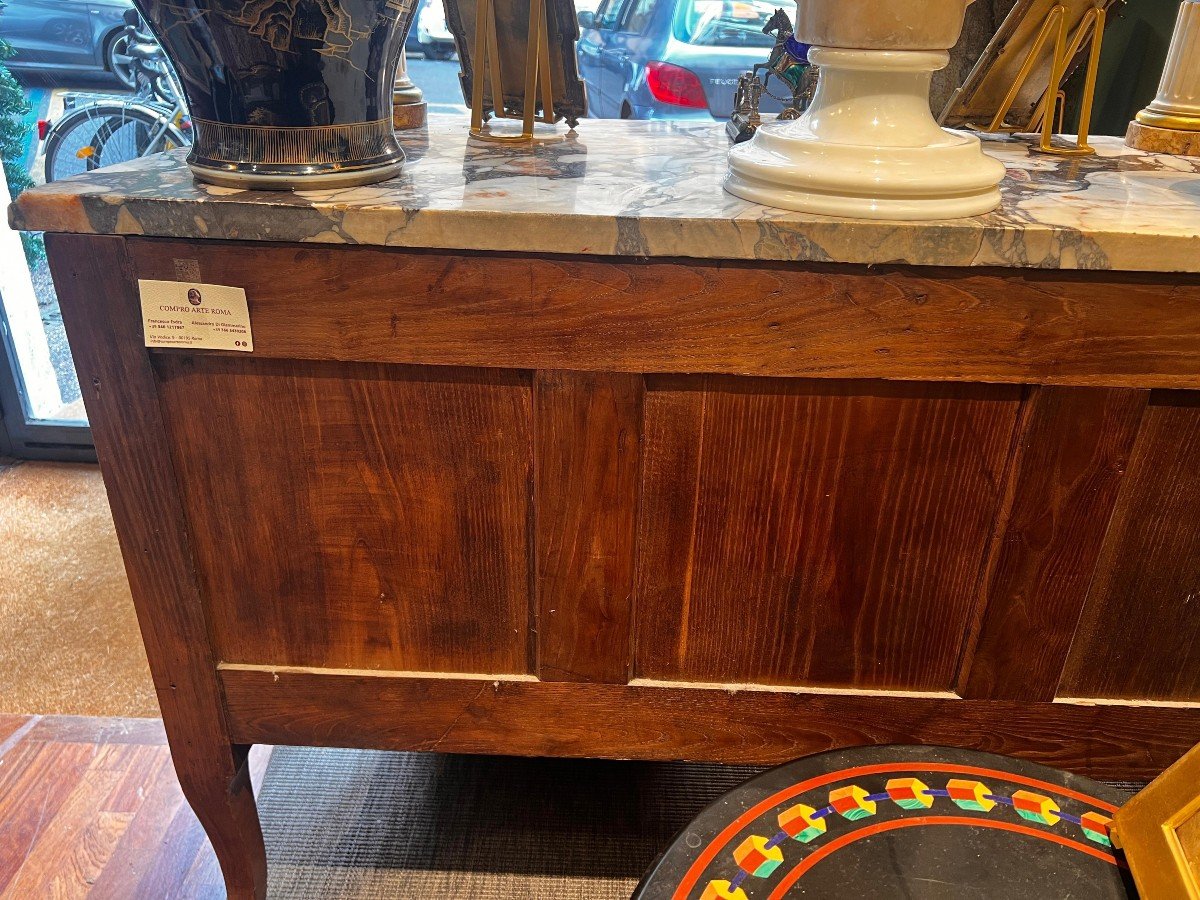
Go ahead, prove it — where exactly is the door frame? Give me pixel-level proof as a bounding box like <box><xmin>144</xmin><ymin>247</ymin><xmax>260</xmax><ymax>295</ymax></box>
<box><xmin>0</xmin><ymin>122</ymin><xmax>95</xmax><ymax>462</ymax></box>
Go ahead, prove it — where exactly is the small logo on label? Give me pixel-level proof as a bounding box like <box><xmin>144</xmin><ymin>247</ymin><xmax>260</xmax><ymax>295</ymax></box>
<box><xmin>187</xmin><ymin>288</ymin><xmax>203</xmax><ymax>306</ymax></box>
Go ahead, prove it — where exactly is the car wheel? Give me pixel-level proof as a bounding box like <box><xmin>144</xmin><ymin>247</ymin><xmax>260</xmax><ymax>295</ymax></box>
<box><xmin>106</xmin><ymin>32</ymin><xmax>137</xmax><ymax>90</ymax></box>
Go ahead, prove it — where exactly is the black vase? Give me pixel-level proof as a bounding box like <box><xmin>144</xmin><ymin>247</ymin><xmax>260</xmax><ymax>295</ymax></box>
<box><xmin>135</xmin><ymin>0</ymin><xmax>417</xmax><ymax>188</ymax></box>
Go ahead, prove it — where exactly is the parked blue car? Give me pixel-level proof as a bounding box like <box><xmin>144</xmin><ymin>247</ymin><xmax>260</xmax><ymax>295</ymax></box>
<box><xmin>0</xmin><ymin>0</ymin><xmax>138</xmax><ymax>88</ymax></box>
<box><xmin>577</xmin><ymin>0</ymin><xmax>785</xmax><ymax>120</ymax></box>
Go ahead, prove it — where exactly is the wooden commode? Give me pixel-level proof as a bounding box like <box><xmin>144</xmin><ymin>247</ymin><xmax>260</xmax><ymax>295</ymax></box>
<box><xmin>10</xmin><ymin>118</ymin><xmax>1200</xmax><ymax>898</ymax></box>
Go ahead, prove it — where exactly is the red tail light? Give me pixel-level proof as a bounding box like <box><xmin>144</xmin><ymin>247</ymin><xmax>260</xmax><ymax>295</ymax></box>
<box><xmin>645</xmin><ymin>61</ymin><xmax>707</xmax><ymax>109</ymax></box>
<box><xmin>37</xmin><ymin>119</ymin><xmax>49</xmax><ymax>141</ymax></box>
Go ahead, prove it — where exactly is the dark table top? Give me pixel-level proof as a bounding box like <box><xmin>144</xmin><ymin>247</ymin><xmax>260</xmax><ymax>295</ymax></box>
<box><xmin>635</xmin><ymin>744</ymin><xmax>1135</xmax><ymax>900</ymax></box>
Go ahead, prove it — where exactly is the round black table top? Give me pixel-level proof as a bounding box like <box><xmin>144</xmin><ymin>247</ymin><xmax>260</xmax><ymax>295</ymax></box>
<box><xmin>634</xmin><ymin>745</ymin><xmax>1136</xmax><ymax>900</ymax></box>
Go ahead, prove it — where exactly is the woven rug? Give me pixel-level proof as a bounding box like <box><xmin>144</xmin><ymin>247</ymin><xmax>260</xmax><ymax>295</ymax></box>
<box><xmin>0</xmin><ymin>461</ymin><xmax>156</xmax><ymax>717</ymax></box>
<box><xmin>258</xmin><ymin>747</ymin><xmax>764</xmax><ymax>899</ymax></box>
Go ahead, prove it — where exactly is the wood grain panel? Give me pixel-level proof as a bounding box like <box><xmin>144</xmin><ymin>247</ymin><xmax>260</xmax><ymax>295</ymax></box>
<box><xmin>152</xmin><ymin>356</ymin><xmax>534</xmax><ymax>674</ymax></box>
<box><xmin>48</xmin><ymin>234</ymin><xmax>266</xmax><ymax>900</ymax></box>
<box><xmin>219</xmin><ymin>666</ymin><xmax>1199</xmax><ymax>780</ymax></box>
<box><xmin>535</xmin><ymin>372</ymin><xmax>642</xmax><ymax>683</ymax></box>
<box><xmin>634</xmin><ymin>376</ymin><xmax>1023</xmax><ymax>690</ymax></box>
<box><xmin>126</xmin><ymin>238</ymin><xmax>1200</xmax><ymax>388</ymax></box>
<box><xmin>1060</xmin><ymin>392</ymin><xmax>1200</xmax><ymax>701</ymax></box>
<box><xmin>958</xmin><ymin>387</ymin><xmax>1147</xmax><ymax>701</ymax></box>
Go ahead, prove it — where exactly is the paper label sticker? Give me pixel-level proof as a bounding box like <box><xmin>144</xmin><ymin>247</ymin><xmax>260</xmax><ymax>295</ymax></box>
<box><xmin>138</xmin><ymin>279</ymin><xmax>253</xmax><ymax>352</ymax></box>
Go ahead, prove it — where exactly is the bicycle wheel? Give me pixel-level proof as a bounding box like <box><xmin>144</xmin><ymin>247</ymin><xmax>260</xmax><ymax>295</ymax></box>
<box><xmin>92</xmin><ymin>108</ymin><xmax>185</xmax><ymax>167</ymax></box>
<box><xmin>44</xmin><ymin>104</ymin><xmax>186</xmax><ymax>183</ymax></box>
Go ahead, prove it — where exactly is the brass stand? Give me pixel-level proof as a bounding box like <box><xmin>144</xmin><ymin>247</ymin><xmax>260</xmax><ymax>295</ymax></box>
<box><xmin>1125</xmin><ymin>0</ymin><xmax>1200</xmax><ymax>158</ymax></box>
<box><xmin>393</xmin><ymin>50</ymin><xmax>428</xmax><ymax>130</ymax></box>
<box><xmin>469</xmin><ymin>0</ymin><xmax>556</xmax><ymax>142</ymax></box>
<box><xmin>986</xmin><ymin>3</ymin><xmax>1106</xmax><ymax>156</ymax></box>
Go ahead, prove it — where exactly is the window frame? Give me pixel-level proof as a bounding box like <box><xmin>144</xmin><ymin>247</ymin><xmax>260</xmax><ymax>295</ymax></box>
<box><xmin>618</xmin><ymin>0</ymin><xmax>659</xmax><ymax>34</ymax></box>
<box><xmin>594</xmin><ymin>0</ymin><xmax>631</xmax><ymax>31</ymax></box>
<box><xmin>0</xmin><ymin>301</ymin><xmax>95</xmax><ymax>462</ymax></box>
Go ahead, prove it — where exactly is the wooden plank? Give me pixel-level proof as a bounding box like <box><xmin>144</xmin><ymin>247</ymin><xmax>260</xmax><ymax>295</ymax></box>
<box><xmin>126</xmin><ymin>238</ymin><xmax>1200</xmax><ymax>388</ymax></box>
<box><xmin>47</xmin><ymin>234</ymin><xmax>266</xmax><ymax>900</ymax></box>
<box><xmin>0</xmin><ymin>716</ymin><xmax>38</xmax><ymax>759</ymax></box>
<box><xmin>218</xmin><ymin>666</ymin><xmax>1200</xmax><ymax>780</ymax></box>
<box><xmin>0</xmin><ymin>740</ymin><xmax>95</xmax><ymax>894</ymax></box>
<box><xmin>22</xmin><ymin>716</ymin><xmax>167</xmax><ymax>747</ymax></box>
<box><xmin>101</xmin><ymin>745</ymin><xmax>172</xmax><ymax>814</ymax></box>
<box><xmin>1060</xmin><ymin>392</ymin><xmax>1200</xmax><ymax>702</ymax></box>
<box><xmin>87</xmin><ymin>750</ymin><xmax>189</xmax><ymax>900</ymax></box>
<box><xmin>0</xmin><ymin>716</ymin><xmax>32</xmax><ymax>750</ymax></box>
<box><xmin>535</xmin><ymin>371</ymin><xmax>642</xmax><ymax>683</ymax></box>
<box><xmin>0</xmin><ymin>717</ymin><xmax>271</xmax><ymax>900</ymax></box>
<box><xmin>153</xmin><ymin>355</ymin><xmax>534</xmax><ymax>674</ymax></box>
<box><xmin>121</xmin><ymin>801</ymin><xmax>212</xmax><ymax>900</ymax></box>
<box><xmin>958</xmin><ymin>387</ymin><xmax>1147</xmax><ymax>701</ymax></box>
<box><xmin>178</xmin><ymin>851</ymin><xmax>227</xmax><ymax>900</ymax></box>
<box><xmin>0</xmin><ymin>746</ymin><xmax>129</xmax><ymax>899</ymax></box>
<box><xmin>633</xmin><ymin>376</ymin><xmax>1021</xmax><ymax>690</ymax></box>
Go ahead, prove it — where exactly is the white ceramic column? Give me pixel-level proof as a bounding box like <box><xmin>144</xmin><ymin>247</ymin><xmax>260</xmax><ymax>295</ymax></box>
<box><xmin>1139</xmin><ymin>0</ymin><xmax>1200</xmax><ymax>129</ymax></box>
<box><xmin>725</xmin><ymin>0</ymin><xmax>1004</xmax><ymax>220</ymax></box>
<box><xmin>1126</xmin><ymin>0</ymin><xmax>1200</xmax><ymax>155</ymax></box>
<box><xmin>726</xmin><ymin>48</ymin><xmax>1004</xmax><ymax>219</ymax></box>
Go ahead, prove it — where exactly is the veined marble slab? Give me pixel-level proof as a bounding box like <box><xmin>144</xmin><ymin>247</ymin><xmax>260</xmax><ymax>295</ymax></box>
<box><xmin>9</xmin><ymin>116</ymin><xmax>1200</xmax><ymax>272</ymax></box>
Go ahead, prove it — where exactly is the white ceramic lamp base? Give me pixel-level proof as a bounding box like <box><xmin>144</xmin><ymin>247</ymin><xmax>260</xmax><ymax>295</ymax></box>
<box><xmin>725</xmin><ymin>48</ymin><xmax>1005</xmax><ymax>220</ymax></box>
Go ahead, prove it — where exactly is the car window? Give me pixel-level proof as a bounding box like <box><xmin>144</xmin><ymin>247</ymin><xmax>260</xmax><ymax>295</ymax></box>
<box><xmin>673</xmin><ymin>0</ymin><xmax>776</xmax><ymax>46</ymax></box>
<box><xmin>594</xmin><ymin>0</ymin><xmax>627</xmax><ymax>30</ymax></box>
<box><xmin>620</xmin><ymin>0</ymin><xmax>656</xmax><ymax>33</ymax></box>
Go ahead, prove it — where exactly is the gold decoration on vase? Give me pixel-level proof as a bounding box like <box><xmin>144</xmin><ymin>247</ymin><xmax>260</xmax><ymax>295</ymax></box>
<box><xmin>190</xmin><ymin>119</ymin><xmax>397</xmax><ymax>166</ymax></box>
<box><xmin>1126</xmin><ymin>0</ymin><xmax>1200</xmax><ymax>157</ymax></box>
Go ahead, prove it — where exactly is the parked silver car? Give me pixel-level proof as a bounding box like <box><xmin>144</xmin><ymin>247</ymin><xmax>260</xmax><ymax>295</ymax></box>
<box><xmin>0</xmin><ymin>0</ymin><xmax>137</xmax><ymax>88</ymax></box>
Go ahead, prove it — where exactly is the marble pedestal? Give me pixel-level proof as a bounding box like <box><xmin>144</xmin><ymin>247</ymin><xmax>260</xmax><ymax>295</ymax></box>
<box><xmin>1126</xmin><ymin>121</ymin><xmax>1200</xmax><ymax>157</ymax></box>
<box><xmin>725</xmin><ymin>47</ymin><xmax>1004</xmax><ymax>219</ymax></box>
<box><xmin>1126</xmin><ymin>0</ymin><xmax>1199</xmax><ymax>157</ymax></box>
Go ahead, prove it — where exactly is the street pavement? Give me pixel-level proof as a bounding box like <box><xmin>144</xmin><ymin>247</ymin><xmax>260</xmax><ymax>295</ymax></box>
<box><xmin>407</xmin><ymin>56</ymin><xmax>471</xmax><ymax>115</ymax></box>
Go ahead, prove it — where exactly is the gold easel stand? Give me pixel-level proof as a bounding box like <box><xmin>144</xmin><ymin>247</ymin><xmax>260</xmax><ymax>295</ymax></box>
<box><xmin>469</xmin><ymin>0</ymin><xmax>557</xmax><ymax>142</ymax></box>
<box><xmin>987</xmin><ymin>3</ymin><xmax>1106</xmax><ymax>156</ymax></box>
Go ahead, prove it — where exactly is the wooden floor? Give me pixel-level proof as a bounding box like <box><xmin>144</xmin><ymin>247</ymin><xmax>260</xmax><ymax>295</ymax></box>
<box><xmin>0</xmin><ymin>715</ymin><xmax>269</xmax><ymax>899</ymax></box>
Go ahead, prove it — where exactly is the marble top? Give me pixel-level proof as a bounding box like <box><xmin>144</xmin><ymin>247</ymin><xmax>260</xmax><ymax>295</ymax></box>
<box><xmin>9</xmin><ymin>116</ymin><xmax>1200</xmax><ymax>272</ymax></box>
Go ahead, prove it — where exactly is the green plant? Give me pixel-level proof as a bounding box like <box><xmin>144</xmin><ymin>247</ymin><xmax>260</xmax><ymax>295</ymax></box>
<box><xmin>0</xmin><ymin>0</ymin><xmax>43</xmax><ymax>261</ymax></box>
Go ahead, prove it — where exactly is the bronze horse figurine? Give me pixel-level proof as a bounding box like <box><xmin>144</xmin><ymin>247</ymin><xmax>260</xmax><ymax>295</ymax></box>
<box><xmin>752</xmin><ymin>8</ymin><xmax>812</xmax><ymax>116</ymax></box>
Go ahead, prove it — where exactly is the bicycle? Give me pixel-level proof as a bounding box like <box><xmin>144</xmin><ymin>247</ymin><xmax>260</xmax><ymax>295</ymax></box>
<box><xmin>42</xmin><ymin>9</ymin><xmax>191</xmax><ymax>184</ymax></box>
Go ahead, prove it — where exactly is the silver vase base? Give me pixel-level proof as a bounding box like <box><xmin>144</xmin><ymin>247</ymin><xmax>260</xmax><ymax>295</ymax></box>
<box><xmin>188</xmin><ymin>158</ymin><xmax>405</xmax><ymax>191</ymax></box>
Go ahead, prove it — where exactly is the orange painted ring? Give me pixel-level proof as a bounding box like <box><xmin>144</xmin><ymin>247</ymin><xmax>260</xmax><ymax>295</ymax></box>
<box><xmin>671</xmin><ymin>762</ymin><xmax>1119</xmax><ymax>900</ymax></box>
